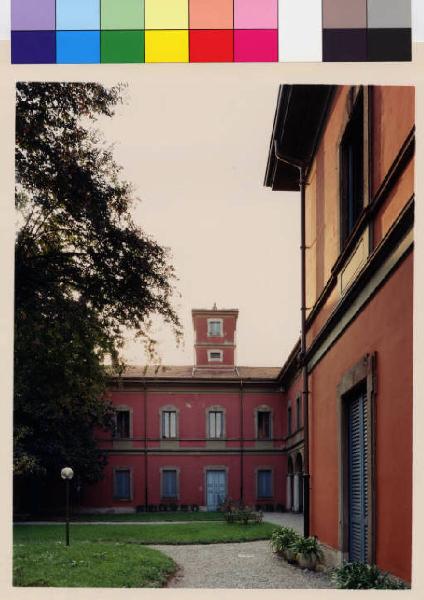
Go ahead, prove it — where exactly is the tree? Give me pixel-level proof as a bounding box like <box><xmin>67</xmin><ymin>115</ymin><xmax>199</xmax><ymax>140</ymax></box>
<box><xmin>14</xmin><ymin>83</ymin><xmax>181</xmax><ymax>506</ymax></box>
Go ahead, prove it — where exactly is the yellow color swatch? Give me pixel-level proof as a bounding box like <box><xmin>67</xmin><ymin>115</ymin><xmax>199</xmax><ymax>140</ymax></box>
<box><xmin>145</xmin><ymin>30</ymin><xmax>189</xmax><ymax>63</ymax></box>
<box><xmin>145</xmin><ymin>0</ymin><xmax>189</xmax><ymax>29</ymax></box>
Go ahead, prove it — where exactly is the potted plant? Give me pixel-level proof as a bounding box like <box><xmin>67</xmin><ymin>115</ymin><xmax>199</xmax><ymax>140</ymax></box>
<box><xmin>270</xmin><ymin>527</ymin><xmax>301</xmax><ymax>562</ymax></box>
<box><xmin>293</xmin><ymin>536</ymin><xmax>323</xmax><ymax>571</ymax></box>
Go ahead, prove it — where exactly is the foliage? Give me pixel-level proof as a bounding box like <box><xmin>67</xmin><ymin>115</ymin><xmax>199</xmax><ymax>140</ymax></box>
<box><xmin>14</xmin><ymin>522</ymin><xmax>276</xmax><ymax>546</ymax></box>
<box><xmin>218</xmin><ymin>497</ymin><xmax>262</xmax><ymax>525</ymax></box>
<box><xmin>269</xmin><ymin>526</ymin><xmax>301</xmax><ymax>554</ymax></box>
<box><xmin>14</xmin><ymin>82</ymin><xmax>181</xmax><ymax>491</ymax></box>
<box><xmin>331</xmin><ymin>562</ymin><xmax>408</xmax><ymax>590</ymax></box>
<box><xmin>292</xmin><ymin>536</ymin><xmax>323</xmax><ymax>560</ymax></box>
<box><xmin>14</xmin><ymin>541</ymin><xmax>176</xmax><ymax>587</ymax></box>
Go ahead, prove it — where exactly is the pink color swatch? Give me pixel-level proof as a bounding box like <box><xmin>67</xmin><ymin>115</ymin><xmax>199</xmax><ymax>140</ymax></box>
<box><xmin>234</xmin><ymin>29</ymin><xmax>278</xmax><ymax>62</ymax></box>
<box><xmin>234</xmin><ymin>0</ymin><xmax>278</xmax><ymax>29</ymax></box>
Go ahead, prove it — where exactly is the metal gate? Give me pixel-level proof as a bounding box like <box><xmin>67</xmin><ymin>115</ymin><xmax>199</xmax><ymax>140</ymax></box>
<box><xmin>206</xmin><ymin>470</ymin><xmax>226</xmax><ymax>511</ymax></box>
<box><xmin>348</xmin><ymin>392</ymin><xmax>368</xmax><ymax>562</ymax></box>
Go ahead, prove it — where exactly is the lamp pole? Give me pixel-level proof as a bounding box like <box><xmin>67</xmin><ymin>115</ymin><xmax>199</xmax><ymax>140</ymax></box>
<box><xmin>61</xmin><ymin>467</ymin><xmax>74</xmax><ymax>546</ymax></box>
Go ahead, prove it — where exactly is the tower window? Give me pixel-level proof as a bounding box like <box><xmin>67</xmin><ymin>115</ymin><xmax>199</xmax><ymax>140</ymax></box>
<box><xmin>208</xmin><ymin>319</ymin><xmax>223</xmax><ymax>337</ymax></box>
<box><xmin>208</xmin><ymin>349</ymin><xmax>223</xmax><ymax>362</ymax></box>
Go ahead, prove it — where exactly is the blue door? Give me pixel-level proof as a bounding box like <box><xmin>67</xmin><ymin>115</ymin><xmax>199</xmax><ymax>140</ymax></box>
<box><xmin>206</xmin><ymin>470</ymin><xmax>226</xmax><ymax>511</ymax></box>
<box><xmin>348</xmin><ymin>392</ymin><xmax>368</xmax><ymax>562</ymax></box>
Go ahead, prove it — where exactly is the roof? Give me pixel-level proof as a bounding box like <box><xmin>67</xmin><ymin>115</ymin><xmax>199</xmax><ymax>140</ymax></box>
<box><xmin>264</xmin><ymin>84</ymin><xmax>335</xmax><ymax>191</ymax></box>
<box><xmin>112</xmin><ymin>365</ymin><xmax>281</xmax><ymax>382</ymax></box>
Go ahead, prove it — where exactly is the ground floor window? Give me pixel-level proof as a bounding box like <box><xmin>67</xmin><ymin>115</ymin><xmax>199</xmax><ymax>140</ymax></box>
<box><xmin>162</xmin><ymin>469</ymin><xmax>178</xmax><ymax>498</ymax></box>
<box><xmin>114</xmin><ymin>469</ymin><xmax>131</xmax><ymax>500</ymax></box>
<box><xmin>257</xmin><ymin>469</ymin><xmax>272</xmax><ymax>498</ymax></box>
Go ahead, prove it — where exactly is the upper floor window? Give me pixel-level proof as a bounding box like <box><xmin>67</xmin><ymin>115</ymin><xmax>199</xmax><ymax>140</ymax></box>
<box><xmin>296</xmin><ymin>396</ymin><xmax>301</xmax><ymax>430</ymax></box>
<box><xmin>115</xmin><ymin>409</ymin><xmax>130</xmax><ymax>439</ymax></box>
<box><xmin>288</xmin><ymin>406</ymin><xmax>292</xmax><ymax>436</ymax></box>
<box><xmin>208</xmin><ymin>349</ymin><xmax>223</xmax><ymax>362</ymax></box>
<box><xmin>208</xmin><ymin>410</ymin><xmax>224</xmax><ymax>439</ymax></box>
<box><xmin>162</xmin><ymin>410</ymin><xmax>177</xmax><ymax>439</ymax></box>
<box><xmin>340</xmin><ymin>89</ymin><xmax>364</xmax><ymax>247</ymax></box>
<box><xmin>257</xmin><ymin>410</ymin><xmax>271</xmax><ymax>440</ymax></box>
<box><xmin>208</xmin><ymin>319</ymin><xmax>223</xmax><ymax>337</ymax></box>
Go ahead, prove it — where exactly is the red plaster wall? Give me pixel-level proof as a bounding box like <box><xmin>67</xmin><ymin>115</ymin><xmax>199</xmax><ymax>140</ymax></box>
<box><xmin>309</xmin><ymin>253</ymin><xmax>413</xmax><ymax>581</ymax></box>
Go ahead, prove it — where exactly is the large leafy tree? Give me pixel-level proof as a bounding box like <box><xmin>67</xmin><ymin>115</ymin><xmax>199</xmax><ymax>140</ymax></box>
<box><xmin>14</xmin><ymin>83</ymin><xmax>180</xmax><ymax>498</ymax></box>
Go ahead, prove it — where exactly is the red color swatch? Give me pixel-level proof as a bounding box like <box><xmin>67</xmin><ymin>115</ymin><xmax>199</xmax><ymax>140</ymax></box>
<box><xmin>190</xmin><ymin>29</ymin><xmax>233</xmax><ymax>62</ymax></box>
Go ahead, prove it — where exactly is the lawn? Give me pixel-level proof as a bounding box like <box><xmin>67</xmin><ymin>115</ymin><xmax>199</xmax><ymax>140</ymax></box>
<box><xmin>14</xmin><ymin>521</ymin><xmax>276</xmax><ymax>545</ymax></box>
<box><xmin>14</xmin><ymin>522</ymin><xmax>276</xmax><ymax>587</ymax></box>
<box><xmin>13</xmin><ymin>541</ymin><xmax>176</xmax><ymax>588</ymax></box>
<box><xmin>66</xmin><ymin>511</ymin><xmax>225</xmax><ymax>522</ymax></box>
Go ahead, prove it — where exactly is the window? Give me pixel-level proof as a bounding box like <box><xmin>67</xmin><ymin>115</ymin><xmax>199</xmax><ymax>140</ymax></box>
<box><xmin>257</xmin><ymin>411</ymin><xmax>271</xmax><ymax>440</ymax></box>
<box><xmin>288</xmin><ymin>406</ymin><xmax>292</xmax><ymax>436</ymax></box>
<box><xmin>162</xmin><ymin>469</ymin><xmax>177</xmax><ymax>498</ymax></box>
<box><xmin>114</xmin><ymin>469</ymin><xmax>131</xmax><ymax>500</ymax></box>
<box><xmin>296</xmin><ymin>396</ymin><xmax>301</xmax><ymax>430</ymax></box>
<box><xmin>115</xmin><ymin>410</ymin><xmax>130</xmax><ymax>439</ymax></box>
<box><xmin>208</xmin><ymin>319</ymin><xmax>223</xmax><ymax>337</ymax></box>
<box><xmin>208</xmin><ymin>349</ymin><xmax>223</xmax><ymax>362</ymax></box>
<box><xmin>162</xmin><ymin>410</ymin><xmax>177</xmax><ymax>439</ymax></box>
<box><xmin>340</xmin><ymin>90</ymin><xmax>364</xmax><ymax>247</ymax></box>
<box><xmin>257</xmin><ymin>470</ymin><xmax>272</xmax><ymax>498</ymax></box>
<box><xmin>208</xmin><ymin>410</ymin><xmax>224</xmax><ymax>439</ymax></box>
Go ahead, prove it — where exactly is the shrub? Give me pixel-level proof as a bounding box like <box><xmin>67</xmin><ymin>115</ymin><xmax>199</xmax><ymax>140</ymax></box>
<box><xmin>292</xmin><ymin>536</ymin><xmax>323</xmax><ymax>561</ymax></box>
<box><xmin>269</xmin><ymin>526</ymin><xmax>301</xmax><ymax>554</ymax></box>
<box><xmin>331</xmin><ymin>562</ymin><xmax>408</xmax><ymax>589</ymax></box>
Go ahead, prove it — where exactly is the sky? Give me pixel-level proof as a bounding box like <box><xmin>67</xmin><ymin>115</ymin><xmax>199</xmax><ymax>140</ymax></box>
<box><xmin>97</xmin><ymin>74</ymin><xmax>301</xmax><ymax>367</ymax></box>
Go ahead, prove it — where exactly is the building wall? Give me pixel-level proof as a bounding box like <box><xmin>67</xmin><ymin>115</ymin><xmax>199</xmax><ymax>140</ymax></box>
<box><xmin>302</xmin><ymin>85</ymin><xmax>414</xmax><ymax>582</ymax></box>
<box><xmin>82</xmin><ymin>386</ymin><xmax>287</xmax><ymax>510</ymax></box>
<box><xmin>309</xmin><ymin>253</ymin><xmax>413</xmax><ymax>581</ymax></box>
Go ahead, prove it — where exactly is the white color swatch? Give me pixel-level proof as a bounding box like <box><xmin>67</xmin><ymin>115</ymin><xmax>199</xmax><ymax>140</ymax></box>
<box><xmin>278</xmin><ymin>0</ymin><xmax>322</xmax><ymax>62</ymax></box>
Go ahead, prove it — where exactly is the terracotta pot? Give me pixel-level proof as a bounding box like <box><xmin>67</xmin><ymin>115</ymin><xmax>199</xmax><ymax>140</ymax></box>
<box><xmin>297</xmin><ymin>553</ymin><xmax>317</xmax><ymax>570</ymax></box>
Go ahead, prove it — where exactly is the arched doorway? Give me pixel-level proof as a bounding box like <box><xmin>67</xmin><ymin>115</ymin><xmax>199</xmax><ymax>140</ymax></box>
<box><xmin>293</xmin><ymin>453</ymin><xmax>304</xmax><ymax>513</ymax></box>
<box><xmin>286</xmin><ymin>456</ymin><xmax>294</xmax><ymax>511</ymax></box>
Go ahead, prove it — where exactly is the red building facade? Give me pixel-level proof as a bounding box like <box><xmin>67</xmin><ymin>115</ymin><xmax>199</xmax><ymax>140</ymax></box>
<box><xmin>82</xmin><ymin>306</ymin><xmax>289</xmax><ymax>512</ymax></box>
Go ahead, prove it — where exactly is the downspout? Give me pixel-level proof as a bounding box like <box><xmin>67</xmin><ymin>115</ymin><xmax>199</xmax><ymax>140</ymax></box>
<box><xmin>143</xmin><ymin>379</ymin><xmax>148</xmax><ymax>509</ymax></box>
<box><xmin>239</xmin><ymin>378</ymin><xmax>244</xmax><ymax>503</ymax></box>
<box><xmin>274</xmin><ymin>142</ymin><xmax>310</xmax><ymax>538</ymax></box>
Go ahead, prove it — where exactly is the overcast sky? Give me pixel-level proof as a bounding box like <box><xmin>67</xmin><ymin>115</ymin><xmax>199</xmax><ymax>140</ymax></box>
<box><xmin>98</xmin><ymin>73</ymin><xmax>301</xmax><ymax>367</ymax></box>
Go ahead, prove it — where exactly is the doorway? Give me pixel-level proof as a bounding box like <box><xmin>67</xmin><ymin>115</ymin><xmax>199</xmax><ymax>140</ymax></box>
<box><xmin>206</xmin><ymin>469</ymin><xmax>226</xmax><ymax>511</ymax></box>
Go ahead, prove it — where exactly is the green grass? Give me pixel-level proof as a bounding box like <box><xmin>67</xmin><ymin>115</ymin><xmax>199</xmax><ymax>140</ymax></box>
<box><xmin>15</xmin><ymin>522</ymin><xmax>276</xmax><ymax>546</ymax></box>
<box><xmin>13</xmin><ymin>541</ymin><xmax>176</xmax><ymax>588</ymax></box>
<box><xmin>70</xmin><ymin>511</ymin><xmax>225</xmax><ymax>522</ymax></box>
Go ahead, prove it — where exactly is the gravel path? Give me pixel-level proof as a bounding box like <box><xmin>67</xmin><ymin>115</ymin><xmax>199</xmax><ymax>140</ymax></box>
<box><xmin>150</xmin><ymin>540</ymin><xmax>334</xmax><ymax>589</ymax></box>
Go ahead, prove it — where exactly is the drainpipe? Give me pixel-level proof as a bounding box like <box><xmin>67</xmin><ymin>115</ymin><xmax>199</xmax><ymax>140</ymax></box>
<box><xmin>274</xmin><ymin>142</ymin><xmax>310</xmax><ymax>538</ymax></box>
<box><xmin>143</xmin><ymin>379</ymin><xmax>148</xmax><ymax>509</ymax></box>
<box><xmin>239</xmin><ymin>379</ymin><xmax>244</xmax><ymax>503</ymax></box>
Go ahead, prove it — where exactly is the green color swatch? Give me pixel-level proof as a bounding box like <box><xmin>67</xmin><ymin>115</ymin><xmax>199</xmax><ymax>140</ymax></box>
<box><xmin>101</xmin><ymin>31</ymin><xmax>145</xmax><ymax>63</ymax></box>
<box><xmin>101</xmin><ymin>0</ymin><xmax>145</xmax><ymax>30</ymax></box>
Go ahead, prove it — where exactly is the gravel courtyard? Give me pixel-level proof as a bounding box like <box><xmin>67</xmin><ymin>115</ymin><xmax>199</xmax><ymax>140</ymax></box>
<box><xmin>150</xmin><ymin>540</ymin><xmax>334</xmax><ymax>589</ymax></box>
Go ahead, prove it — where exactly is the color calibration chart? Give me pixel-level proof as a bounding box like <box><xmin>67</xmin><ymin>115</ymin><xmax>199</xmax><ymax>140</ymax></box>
<box><xmin>11</xmin><ymin>0</ymin><xmax>412</xmax><ymax>64</ymax></box>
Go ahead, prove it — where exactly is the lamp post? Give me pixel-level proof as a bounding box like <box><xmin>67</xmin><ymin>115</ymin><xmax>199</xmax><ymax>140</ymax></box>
<box><xmin>61</xmin><ymin>467</ymin><xmax>74</xmax><ymax>546</ymax></box>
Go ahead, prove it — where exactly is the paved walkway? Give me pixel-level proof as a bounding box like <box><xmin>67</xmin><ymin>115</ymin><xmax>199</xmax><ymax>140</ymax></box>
<box><xmin>262</xmin><ymin>511</ymin><xmax>304</xmax><ymax>533</ymax></box>
<box><xmin>151</xmin><ymin>540</ymin><xmax>333</xmax><ymax>589</ymax></box>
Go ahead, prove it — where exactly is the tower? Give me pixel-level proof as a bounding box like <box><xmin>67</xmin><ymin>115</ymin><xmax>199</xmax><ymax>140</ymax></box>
<box><xmin>191</xmin><ymin>305</ymin><xmax>239</xmax><ymax>369</ymax></box>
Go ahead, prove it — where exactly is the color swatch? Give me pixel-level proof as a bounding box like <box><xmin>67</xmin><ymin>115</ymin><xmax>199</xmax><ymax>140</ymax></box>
<box><xmin>11</xmin><ymin>1</ymin><xmax>412</xmax><ymax>64</ymax></box>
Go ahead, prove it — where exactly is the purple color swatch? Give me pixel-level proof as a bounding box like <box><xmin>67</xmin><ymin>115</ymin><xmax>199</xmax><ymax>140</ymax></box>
<box><xmin>11</xmin><ymin>0</ymin><xmax>56</xmax><ymax>31</ymax></box>
<box><xmin>11</xmin><ymin>31</ymin><xmax>56</xmax><ymax>63</ymax></box>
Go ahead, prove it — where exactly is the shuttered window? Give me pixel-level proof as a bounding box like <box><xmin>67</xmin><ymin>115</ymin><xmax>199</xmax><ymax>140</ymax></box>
<box><xmin>114</xmin><ymin>469</ymin><xmax>131</xmax><ymax>500</ymax></box>
<box><xmin>162</xmin><ymin>410</ymin><xmax>177</xmax><ymax>438</ymax></box>
<box><xmin>115</xmin><ymin>410</ymin><xmax>130</xmax><ymax>439</ymax></box>
<box><xmin>257</xmin><ymin>411</ymin><xmax>271</xmax><ymax>439</ymax></box>
<box><xmin>208</xmin><ymin>411</ymin><xmax>224</xmax><ymax>438</ymax></box>
<box><xmin>162</xmin><ymin>470</ymin><xmax>177</xmax><ymax>498</ymax></box>
<box><xmin>257</xmin><ymin>469</ymin><xmax>272</xmax><ymax>498</ymax></box>
<box><xmin>348</xmin><ymin>392</ymin><xmax>369</xmax><ymax>563</ymax></box>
